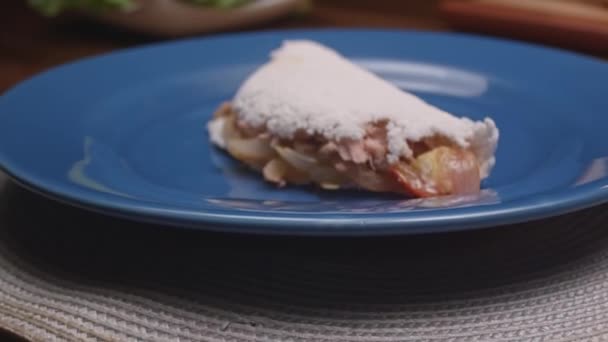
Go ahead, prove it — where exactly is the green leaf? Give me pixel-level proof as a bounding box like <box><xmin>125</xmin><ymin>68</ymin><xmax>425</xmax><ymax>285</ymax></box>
<box><xmin>27</xmin><ymin>0</ymin><xmax>134</xmax><ymax>16</ymax></box>
<box><xmin>27</xmin><ymin>0</ymin><xmax>251</xmax><ymax>16</ymax></box>
<box><xmin>187</xmin><ymin>0</ymin><xmax>250</xmax><ymax>8</ymax></box>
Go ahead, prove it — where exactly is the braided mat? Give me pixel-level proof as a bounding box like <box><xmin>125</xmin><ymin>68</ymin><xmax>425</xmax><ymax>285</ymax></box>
<box><xmin>1</xmin><ymin>172</ymin><xmax>608</xmax><ymax>341</ymax></box>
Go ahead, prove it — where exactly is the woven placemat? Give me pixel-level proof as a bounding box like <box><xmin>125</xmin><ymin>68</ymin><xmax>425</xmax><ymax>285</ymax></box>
<box><xmin>1</xmin><ymin>172</ymin><xmax>608</xmax><ymax>341</ymax></box>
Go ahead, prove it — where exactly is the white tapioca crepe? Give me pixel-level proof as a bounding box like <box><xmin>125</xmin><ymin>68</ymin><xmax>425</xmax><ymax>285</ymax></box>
<box><xmin>208</xmin><ymin>40</ymin><xmax>499</xmax><ymax>197</ymax></box>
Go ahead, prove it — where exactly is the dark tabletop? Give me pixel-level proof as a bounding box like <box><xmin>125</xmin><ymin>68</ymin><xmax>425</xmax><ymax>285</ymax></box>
<box><xmin>0</xmin><ymin>0</ymin><xmax>447</xmax><ymax>93</ymax></box>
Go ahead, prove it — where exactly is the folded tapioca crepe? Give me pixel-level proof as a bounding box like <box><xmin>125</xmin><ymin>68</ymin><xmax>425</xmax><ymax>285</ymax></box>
<box><xmin>208</xmin><ymin>40</ymin><xmax>499</xmax><ymax>197</ymax></box>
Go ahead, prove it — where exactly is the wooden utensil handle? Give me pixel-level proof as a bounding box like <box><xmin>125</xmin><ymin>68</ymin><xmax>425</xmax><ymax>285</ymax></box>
<box><xmin>477</xmin><ymin>0</ymin><xmax>608</xmax><ymax>23</ymax></box>
<box><xmin>439</xmin><ymin>0</ymin><xmax>608</xmax><ymax>54</ymax></box>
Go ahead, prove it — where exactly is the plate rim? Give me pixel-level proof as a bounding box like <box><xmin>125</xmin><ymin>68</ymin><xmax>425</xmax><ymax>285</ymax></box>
<box><xmin>3</xmin><ymin>165</ymin><xmax>608</xmax><ymax>236</ymax></box>
<box><xmin>1</xmin><ymin>28</ymin><xmax>608</xmax><ymax>236</ymax></box>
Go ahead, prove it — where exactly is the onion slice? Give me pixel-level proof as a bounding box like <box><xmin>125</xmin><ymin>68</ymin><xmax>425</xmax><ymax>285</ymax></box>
<box><xmin>227</xmin><ymin>138</ymin><xmax>275</xmax><ymax>164</ymax></box>
<box><xmin>273</xmin><ymin>144</ymin><xmax>317</xmax><ymax>171</ymax></box>
<box><xmin>263</xmin><ymin>158</ymin><xmax>289</xmax><ymax>186</ymax></box>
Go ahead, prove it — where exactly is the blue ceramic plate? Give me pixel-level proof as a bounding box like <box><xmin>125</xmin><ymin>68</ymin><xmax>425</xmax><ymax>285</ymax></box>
<box><xmin>1</xmin><ymin>29</ymin><xmax>607</xmax><ymax>235</ymax></box>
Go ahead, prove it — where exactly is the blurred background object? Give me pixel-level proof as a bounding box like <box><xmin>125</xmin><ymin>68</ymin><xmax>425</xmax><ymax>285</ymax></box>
<box><xmin>27</xmin><ymin>0</ymin><xmax>311</xmax><ymax>36</ymax></box>
<box><xmin>440</xmin><ymin>0</ymin><xmax>608</xmax><ymax>54</ymax></box>
<box><xmin>0</xmin><ymin>0</ymin><xmax>446</xmax><ymax>93</ymax></box>
<box><xmin>2</xmin><ymin>0</ymin><xmax>607</xmax><ymax>94</ymax></box>
<box><xmin>18</xmin><ymin>0</ymin><xmax>608</xmax><ymax>51</ymax></box>
<box><xmin>28</xmin><ymin>0</ymin><xmax>254</xmax><ymax>16</ymax></box>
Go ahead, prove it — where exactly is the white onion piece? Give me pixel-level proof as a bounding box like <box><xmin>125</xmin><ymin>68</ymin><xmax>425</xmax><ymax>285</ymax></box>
<box><xmin>273</xmin><ymin>145</ymin><xmax>317</xmax><ymax>171</ymax></box>
<box><xmin>263</xmin><ymin>158</ymin><xmax>288</xmax><ymax>185</ymax></box>
<box><xmin>273</xmin><ymin>145</ymin><xmax>347</xmax><ymax>185</ymax></box>
<box><xmin>320</xmin><ymin>183</ymin><xmax>341</xmax><ymax>190</ymax></box>
<box><xmin>208</xmin><ymin>117</ymin><xmax>227</xmax><ymax>149</ymax></box>
<box><xmin>227</xmin><ymin>137</ymin><xmax>275</xmax><ymax>163</ymax></box>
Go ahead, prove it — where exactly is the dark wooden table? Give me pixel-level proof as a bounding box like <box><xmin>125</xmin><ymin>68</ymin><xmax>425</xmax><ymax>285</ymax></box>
<box><xmin>1</xmin><ymin>0</ymin><xmax>606</xmax><ymax>95</ymax></box>
<box><xmin>0</xmin><ymin>0</ymin><xmax>445</xmax><ymax>94</ymax></box>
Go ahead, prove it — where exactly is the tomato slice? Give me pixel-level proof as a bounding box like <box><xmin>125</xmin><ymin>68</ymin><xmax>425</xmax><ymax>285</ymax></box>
<box><xmin>390</xmin><ymin>164</ymin><xmax>438</xmax><ymax>197</ymax></box>
<box><xmin>390</xmin><ymin>147</ymin><xmax>480</xmax><ymax>197</ymax></box>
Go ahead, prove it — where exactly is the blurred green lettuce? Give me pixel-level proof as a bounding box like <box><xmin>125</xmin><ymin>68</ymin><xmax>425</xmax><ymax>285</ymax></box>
<box><xmin>28</xmin><ymin>0</ymin><xmax>251</xmax><ymax>16</ymax></box>
<box><xmin>188</xmin><ymin>0</ymin><xmax>250</xmax><ymax>8</ymax></box>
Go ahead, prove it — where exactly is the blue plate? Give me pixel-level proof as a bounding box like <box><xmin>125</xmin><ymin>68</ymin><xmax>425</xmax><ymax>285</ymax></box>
<box><xmin>1</xmin><ymin>29</ymin><xmax>607</xmax><ymax>235</ymax></box>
